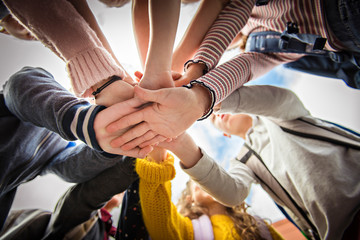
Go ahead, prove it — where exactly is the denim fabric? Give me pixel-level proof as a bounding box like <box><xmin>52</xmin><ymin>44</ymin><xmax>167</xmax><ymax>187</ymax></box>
<box><xmin>324</xmin><ymin>0</ymin><xmax>360</xmax><ymax>53</ymax></box>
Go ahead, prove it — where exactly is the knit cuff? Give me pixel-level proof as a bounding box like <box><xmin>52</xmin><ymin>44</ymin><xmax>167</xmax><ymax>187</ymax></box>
<box><xmin>62</xmin><ymin>102</ymin><xmax>106</xmax><ymax>151</ymax></box>
<box><xmin>66</xmin><ymin>47</ymin><xmax>125</xmax><ymax>97</ymax></box>
<box><xmin>135</xmin><ymin>154</ymin><xmax>175</xmax><ymax>183</ymax></box>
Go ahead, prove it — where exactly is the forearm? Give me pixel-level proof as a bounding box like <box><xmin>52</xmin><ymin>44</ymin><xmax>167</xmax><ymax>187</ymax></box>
<box><xmin>68</xmin><ymin>0</ymin><xmax>122</xmax><ymax>67</ymax></box>
<box><xmin>171</xmin><ymin>0</ymin><xmax>225</xmax><ymax>73</ymax></box>
<box><xmin>164</xmin><ymin>133</ymin><xmax>203</xmax><ymax>169</ymax></box>
<box><xmin>136</xmin><ymin>157</ymin><xmax>193</xmax><ymax>239</ymax></box>
<box><xmin>189</xmin><ymin>0</ymin><xmax>255</xmax><ymax>71</ymax></box>
<box><xmin>44</xmin><ymin>157</ymin><xmax>137</xmax><ymax>239</ymax></box>
<box><xmin>198</xmin><ymin>52</ymin><xmax>300</xmax><ymax>104</ymax></box>
<box><xmin>220</xmin><ymin>85</ymin><xmax>310</xmax><ymax>120</ymax></box>
<box><xmin>132</xmin><ymin>0</ymin><xmax>149</xmax><ymax>69</ymax></box>
<box><xmin>3</xmin><ymin>67</ymin><xmax>110</xmax><ymax>153</ymax></box>
<box><xmin>3</xmin><ymin>67</ymin><xmax>86</xmax><ymax>140</ymax></box>
<box><xmin>3</xmin><ymin>0</ymin><xmax>124</xmax><ymax>97</ymax></box>
<box><xmin>182</xmin><ymin>150</ymin><xmax>255</xmax><ymax>206</ymax></box>
<box><xmin>141</xmin><ymin>0</ymin><xmax>180</xmax><ymax>89</ymax></box>
<box><xmin>145</xmin><ymin>0</ymin><xmax>180</xmax><ymax>71</ymax></box>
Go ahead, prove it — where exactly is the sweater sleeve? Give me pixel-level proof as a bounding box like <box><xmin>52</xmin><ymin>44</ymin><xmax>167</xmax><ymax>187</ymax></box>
<box><xmin>267</xmin><ymin>224</ymin><xmax>286</xmax><ymax>240</ymax></box>
<box><xmin>3</xmin><ymin>0</ymin><xmax>124</xmax><ymax>97</ymax></box>
<box><xmin>182</xmin><ymin>148</ymin><xmax>256</xmax><ymax>207</ymax></box>
<box><xmin>197</xmin><ymin>50</ymin><xmax>302</xmax><ymax>104</ymax></box>
<box><xmin>219</xmin><ymin>85</ymin><xmax>311</xmax><ymax>121</ymax></box>
<box><xmin>188</xmin><ymin>0</ymin><xmax>255</xmax><ymax>71</ymax></box>
<box><xmin>136</xmin><ymin>155</ymin><xmax>194</xmax><ymax>240</ymax></box>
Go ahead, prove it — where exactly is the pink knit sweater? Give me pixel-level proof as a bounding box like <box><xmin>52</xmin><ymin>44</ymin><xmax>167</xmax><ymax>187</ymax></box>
<box><xmin>4</xmin><ymin>0</ymin><xmax>124</xmax><ymax>97</ymax></box>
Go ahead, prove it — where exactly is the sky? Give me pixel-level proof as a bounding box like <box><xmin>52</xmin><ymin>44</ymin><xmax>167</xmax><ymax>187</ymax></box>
<box><xmin>1</xmin><ymin>0</ymin><xmax>360</xmax><ymax>225</ymax></box>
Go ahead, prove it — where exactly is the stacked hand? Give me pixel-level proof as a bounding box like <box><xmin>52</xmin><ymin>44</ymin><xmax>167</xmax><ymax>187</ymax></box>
<box><xmin>92</xmin><ymin>67</ymin><xmax>211</xmax><ymax>158</ymax></box>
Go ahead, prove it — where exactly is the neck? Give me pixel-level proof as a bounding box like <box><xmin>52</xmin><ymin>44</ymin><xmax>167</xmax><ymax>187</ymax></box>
<box><xmin>235</xmin><ymin>116</ymin><xmax>253</xmax><ymax>139</ymax></box>
<box><xmin>206</xmin><ymin>202</ymin><xmax>227</xmax><ymax>216</ymax></box>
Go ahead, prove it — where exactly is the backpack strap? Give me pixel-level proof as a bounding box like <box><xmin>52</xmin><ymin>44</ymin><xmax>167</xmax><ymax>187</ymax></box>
<box><xmin>275</xmin><ymin>117</ymin><xmax>360</xmax><ymax>150</ymax></box>
<box><xmin>235</xmin><ymin>144</ymin><xmax>320</xmax><ymax>240</ymax></box>
<box><xmin>245</xmin><ymin>22</ymin><xmax>360</xmax><ymax>67</ymax></box>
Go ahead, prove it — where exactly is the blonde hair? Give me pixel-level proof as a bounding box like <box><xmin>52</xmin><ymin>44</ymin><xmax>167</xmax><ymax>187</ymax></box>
<box><xmin>176</xmin><ymin>181</ymin><xmax>265</xmax><ymax>240</ymax></box>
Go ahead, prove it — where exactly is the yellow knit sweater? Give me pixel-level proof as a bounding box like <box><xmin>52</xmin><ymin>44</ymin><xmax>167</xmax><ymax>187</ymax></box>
<box><xmin>135</xmin><ymin>155</ymin><xmax>284</xmax><ymax>240</ymax></box>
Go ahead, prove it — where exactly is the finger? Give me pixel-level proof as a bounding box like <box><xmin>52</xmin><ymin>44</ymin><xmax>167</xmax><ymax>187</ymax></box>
<box><xmin>110</xmin><ymin>122</ymin><xmax>150</xmax><ymax>147</ymax></box>
<box><xmin>106</xmin><ymin>107</ymin><xmax>147</xmax><ymax>133</ymax></box>
<box><xmin>100</xmin><ymin>97</ymin><xmax>145</xmax><ymax>125</ymax></box>
<box><xmin>139</xmin><ymin>145</ymin><xmax>154</xmax><ymax>158</ymax></box>
<box><xmin>134</xmin><ymin>71</ymin><xmax>143</xmax><ymax>80</ymax></box>
<box><xmin>139</xmin><ymin>135</ymin><xmax>167</xmax><ymax>148</ymax></box>
<box><xmin>121</xmin><ymin>130</ymin><xmax>158</xmax><ymax>151</ymax></box>
<box><xmin>103</xmin><ymin>145</ymin><xmax>144</xmax><ymax>159</ymax></box>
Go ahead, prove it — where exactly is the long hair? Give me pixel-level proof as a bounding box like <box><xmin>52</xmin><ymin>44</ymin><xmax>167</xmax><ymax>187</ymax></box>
<box><xmin>176</xmin><ymin>181</ymin><xmax>265</xmax><ymax>240</ymax></box>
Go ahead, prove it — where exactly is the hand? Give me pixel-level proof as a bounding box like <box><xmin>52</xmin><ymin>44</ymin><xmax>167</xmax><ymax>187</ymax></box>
<box><xmin>146</xmin><ymin>146</ymin><xmax>168</xmax><ymax>163</ymax></box>
<box><xmin>139</xmin><ymin>70</ymin><xmax>175</xmax><ymax>90</ymax></box>
<box><xmin>174</xmin><ymin>62</ymin><xmax>207</xmax><ymax>87</ymax></box>
<box><xmin>106</xmin><ymin>84</ymin><xmax>211</xmax><ymax>150</ymax></box>
<box><xmin>135</xmin><ymin>70</ymin><xmax>182</xmax><ymax>84</ymax></box>
<box><xmin>157</xmin><ymin>132</ymin><xmax>202</xmax><ymax>169</ymax></box>
<box><xmin>94</xmin><ymin>94</ymin><xmax>162</xmax><ymax>158</ymax></box>
<box><xmin>93</xmin><ymin>74</ymin><xmax>137</xmax><ymax>107</ymax></box>
<box><xmin>0</xmin><ymin>14</ymin><xmax>35</xmax><ymax>40</ymax></box>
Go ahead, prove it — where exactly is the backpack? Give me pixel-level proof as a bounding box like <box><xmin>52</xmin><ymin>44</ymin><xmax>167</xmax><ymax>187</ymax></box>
<box><xmin>245</xmin><ymin>22</ymin><xmax>360</xmax><ymax>89</ymax></box>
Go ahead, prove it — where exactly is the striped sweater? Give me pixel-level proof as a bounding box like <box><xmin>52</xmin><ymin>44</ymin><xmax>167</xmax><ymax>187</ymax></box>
<box><xmin>188</xmin><ymin>0</ymin><xmax>347</xmax><ymax>104</ymax></box>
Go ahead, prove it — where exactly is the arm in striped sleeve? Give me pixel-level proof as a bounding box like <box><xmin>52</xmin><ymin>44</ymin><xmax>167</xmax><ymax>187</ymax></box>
<box><xmin>187</xmin><ymin>0</ymin><xmax>255</xmax><ymax>72</ymax></box>
<box><xmin>62</xmin><ymin>102</ymin><xmax>106</xmax><ymax>152</ymax></box>
<box><xmin>198</xmin><ymin>52</ymin><xmax>302</xmax><ymax>104</ymax></box>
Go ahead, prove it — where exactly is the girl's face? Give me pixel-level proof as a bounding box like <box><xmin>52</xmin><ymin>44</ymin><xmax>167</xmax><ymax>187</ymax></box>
<box><xmin>210</xmin><ymin>113</ymin><xmax>252</xmax><ymax>137</ymax></box>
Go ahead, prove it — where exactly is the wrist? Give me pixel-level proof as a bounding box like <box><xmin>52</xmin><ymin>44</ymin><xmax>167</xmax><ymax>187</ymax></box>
<box><xmin>169</xmin><ymin>134</ymin><xmax>202</xmax><ymax>169</ymax></box>
<box><xmin>184</xmin><ymin>60</ymin><xmax>208</xmax><ymax>79</ymax></box>
<box><xmin>183</xmin><ymin>80</ymin><xmax>215</xmax><ymax>121</ymax></box>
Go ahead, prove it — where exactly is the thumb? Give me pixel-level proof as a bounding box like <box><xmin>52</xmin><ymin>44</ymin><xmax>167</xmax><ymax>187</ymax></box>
<box><xmin>134</xmin><ymin>85</ymin><xmax>163</xmax><ymax>103</ymax></box>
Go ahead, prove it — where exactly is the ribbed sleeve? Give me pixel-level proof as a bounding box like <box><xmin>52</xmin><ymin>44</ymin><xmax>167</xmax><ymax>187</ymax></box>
<box><xmin>136</xmin><ymin>155</ymin><xmax>194</xmax><ymax>240</ymax></box>
<box><xmin>3</xmin><ymin>0</ymin><xmax>124</xmax><ymax>97</ymax></box>
<box><xmin>67</xmin><ymin>47</ymin><xmax>124</xmax><ymax>97</ymax></box>
<box><xmin>190</xmin><ymin>0</ymin><xmax>255</xmax><ymax>71</ymax></box>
